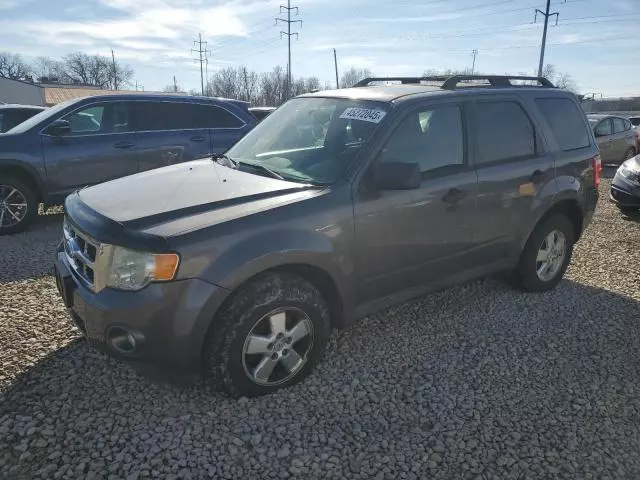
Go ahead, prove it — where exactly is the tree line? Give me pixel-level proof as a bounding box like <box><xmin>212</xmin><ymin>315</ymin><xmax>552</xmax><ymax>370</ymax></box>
<box><xmin>164</xmin><ymin>66</ymin><xmax>375</xmax><ymax>107</ymax></box>
<box><xmin>0</xmin><ymin>51</ymin><xmax>133</xmax><ymax>90</ymax></box>
<box><xmin>2</xmin><ymin>47</ymin><xmax>578</xmax><ymax>105</ymax></box>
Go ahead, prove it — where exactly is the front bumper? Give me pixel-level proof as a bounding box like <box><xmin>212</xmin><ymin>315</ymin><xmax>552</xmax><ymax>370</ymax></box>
<box><xmin>610</xmin><ymin>173</ymin><xmax>640</xmax><ymax>208</ymax></box>
<box><xmin>54</xmin><ymin>249</ymin><xmax>229</xmax><ymax>371</ymax></box>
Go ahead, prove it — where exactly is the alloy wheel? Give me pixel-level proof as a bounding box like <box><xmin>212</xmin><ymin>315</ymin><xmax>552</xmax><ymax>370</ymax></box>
<box><xmin>242</xmin><ymin>307</ymin><xmax>314</xmax><ymax>386</ymax></box>
<box><xmin>535</xmin><ymin>229</ymin><xmax>566</xmax><ymax>282</ymax></box>
<box><xmin>0</xmin><ymin>185</ymin><xmax>28</xmax><ymax>229</ymax></box>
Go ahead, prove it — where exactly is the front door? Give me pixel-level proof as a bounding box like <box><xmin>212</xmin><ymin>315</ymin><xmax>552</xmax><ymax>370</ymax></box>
<box><xmin>41</xmin><ymin>101</ymin><xmax>138</xmax><ymax>197</ymax></box>
<box><xmin>469</xmin><ymin>97</ymin><xmax>554</xmax><ymax>262</ymax></box>
<box><xmin>354</xmin><ymin>102</ymin><xmax>477</xmax><ymax>303</ymax></box>
<box><xmin>611</xmin><ymin>117</ymin><xmax>632</xmax><ymax>162</ymax></box>
<box><xmin>133</xmin><ymin>101</ymin><xmax>213</xmax><ymax>173</ymax></box>
<box><xmin>594</xmin><ymin>118</ymin><xmax>614</xmax><ymax>164</ymax></box>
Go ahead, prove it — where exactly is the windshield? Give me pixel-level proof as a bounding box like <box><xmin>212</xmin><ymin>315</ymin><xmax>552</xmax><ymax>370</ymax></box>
<box><xmin>6</xmin><ymin>100</ymin><xmax>73</xmax><ymax>134</ymax></box>
<box><xmin>226</xmin><ymin>97</ymin><xmax>389</xmax><ymax>184</ymax></box>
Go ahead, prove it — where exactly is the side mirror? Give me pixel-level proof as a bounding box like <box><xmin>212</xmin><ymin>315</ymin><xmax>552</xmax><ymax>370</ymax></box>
<box><xmin>372</xmin><ymin>161</ymin><xmax>421</xmax><ymax>190</ymax></box>
<box><xmin>46</xmin><ymin>119</ymin><xmax>71</xmax><ymax>136</ymax></box>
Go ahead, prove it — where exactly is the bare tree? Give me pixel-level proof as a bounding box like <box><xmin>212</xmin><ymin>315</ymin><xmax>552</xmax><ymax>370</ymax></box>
<box><xmin>0</xmin><ymin>52</ymin><xmax>32</xmax><ymax>79</ymax></box>
<box><xmin>61</xmin><ymin>52</ymin><xmax>133</xmax><ymax>89</ymax></box>
<box><xmin>162</xmin><ymin>84</ymin><xmax>179</xmax><ymax>93</ymax></box>
<box><xmin>540</xmin><ymin>64</ymin><xmax>577</xmax><ymax>92</ymax></box>
<box><xmin>207</xmin><ymin>66</ymin><xmax>241</xmax><ymax>99</ymax></box>
<box><xmin>238</xmin><ymin>66</ymin><xmax>259</xmax><ymax>103</ymax></box>
<box><xmin>305</xmin><ymin>77</ymin><xmax>321</xmax><ymax>92</ymax></box>
<box><xmin>339</xmin><ymin>67</ymin><xmax>373</xmax><ymax>88</ymax></box>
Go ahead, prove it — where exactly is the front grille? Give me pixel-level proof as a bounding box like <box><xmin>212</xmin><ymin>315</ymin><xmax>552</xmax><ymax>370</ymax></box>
<box><xmin>63</xmin><ymin>219</ymin><xmax>101</xmax><ymax>290</ymax></box>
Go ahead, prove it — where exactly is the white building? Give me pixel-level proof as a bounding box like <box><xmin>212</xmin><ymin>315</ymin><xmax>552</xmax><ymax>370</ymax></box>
<box><xmin>0</xmin><ymin>77</ymin><xmax>44</xmax><ymax>105</ymax></box>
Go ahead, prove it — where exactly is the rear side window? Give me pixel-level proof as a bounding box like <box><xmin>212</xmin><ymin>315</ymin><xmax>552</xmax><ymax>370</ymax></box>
<box><xmin>191</xmin><ymin>104</ymin><xmax>244</xmax><ymax>129</ymax></box>
<box><xmin>474</xmin><ymin>101</ymin><xmax>536</xmax><ymax>164</ymax></box>
<box><xmin>612</xmin><ymin>117</ymin><xmax>627</xmax><ymax>134</ymax></box>
<box><xmin>535</xmin><ymin>98</ymin><xmax>590</xmax><ymax>151</ymax></box>
<box><xmin>135</xmin><ymin>102</ymin><xmax>191</xmax><ymax>131</ymax></box>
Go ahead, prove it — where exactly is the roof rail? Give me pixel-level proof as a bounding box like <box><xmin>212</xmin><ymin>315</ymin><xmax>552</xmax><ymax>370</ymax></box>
<box><xmin>353</xmin><ymin>75</ymin><xmax>555</xmax><ymax>89</ymax></box>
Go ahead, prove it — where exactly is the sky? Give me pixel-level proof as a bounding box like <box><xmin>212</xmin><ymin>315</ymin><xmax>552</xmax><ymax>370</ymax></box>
<box><xmin>0</xmin><ymin>0</ymin><xmax>638</xmax><ymax>97</ymax></box>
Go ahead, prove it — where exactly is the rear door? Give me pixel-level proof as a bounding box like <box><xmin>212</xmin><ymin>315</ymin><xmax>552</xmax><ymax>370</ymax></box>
<box><xmin>133</xmin><ymin>101</ymin><xmax>213</xmax><ymax>173</ymax></box>
<box><xmin>594</xmin><ymin>118</ymin><xmax>614</xmax><ymax>163</ymax></box>
<box><xmin>611</xmin><ymin>117</ymin><xmax>630</xmax><ymax>161</ymax></box>
<box><xmin>469</xmin><ymin>96</ymin><xmax>553</xmax><ymax>262</ymax></box>
<box><xmin>41</xmin><ymin>101</ymin><xmax>138</xmax><ymax>196</ymax></box>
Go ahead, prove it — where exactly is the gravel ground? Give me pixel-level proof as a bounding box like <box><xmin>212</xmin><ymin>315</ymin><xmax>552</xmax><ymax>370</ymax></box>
<box><xmin>1</xmin><ymin>173</ymin><xmax>639</xmax><ymax>480</ymax></box>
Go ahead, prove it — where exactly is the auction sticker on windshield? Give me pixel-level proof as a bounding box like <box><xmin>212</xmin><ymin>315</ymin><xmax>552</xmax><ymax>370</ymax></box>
<box><xmin>340</xmin><ymin>107</ymin><xmax>387</xmax><ymax>124</ymax></box>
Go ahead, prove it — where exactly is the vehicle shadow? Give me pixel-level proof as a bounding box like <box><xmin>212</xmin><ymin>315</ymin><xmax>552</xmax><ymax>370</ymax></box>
<box><xmin>0</xmin><ymin>210</ymin><xmax>64</xmax><ymax>283</ymax></box>
<box><xmin>1</xmin><ymin>278</ymin><xmax>640</xmax><ymax>479</ymax></box>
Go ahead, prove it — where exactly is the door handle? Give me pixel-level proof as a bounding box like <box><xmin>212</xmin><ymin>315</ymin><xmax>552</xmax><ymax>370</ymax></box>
<box><xmin>442</xmin><ymin>188</ymin><xmax>466</xmax><ymax>204</ymax></box>
<box><xmin>114</xmin><ymin>141</ymin><xmax>134</xmax><ymax>149</ymax></box>
<box><xmin>190</xmin><ymin>135</ymin><xmax>206</xmax><ymax>142</ymax></box>
<box><xmin>530</xmin><ymin>170</ymin><xmax>546</xmax><ymax>183</ymax></box>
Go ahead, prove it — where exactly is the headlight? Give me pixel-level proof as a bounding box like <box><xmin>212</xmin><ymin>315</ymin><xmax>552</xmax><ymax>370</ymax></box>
<box><xmin>619</xmin><ymin>162</ymin><xmax>640</xmax><ymax>181</ymax></box>
<box><xmin>107</xmin><ymin>246</ymin><xmax>179</xmax><ymax>291</ymax></box>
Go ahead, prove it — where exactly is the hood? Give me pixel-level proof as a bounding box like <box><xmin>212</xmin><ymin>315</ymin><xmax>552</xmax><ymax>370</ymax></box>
<box><xmin>78</xmin><ymin>158</ymin><xmax>321</xmax><ymax>236</ymax></box>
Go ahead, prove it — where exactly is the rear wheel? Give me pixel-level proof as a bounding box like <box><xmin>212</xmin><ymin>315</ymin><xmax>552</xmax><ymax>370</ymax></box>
<box><xmin>0</xmin><ymin>176</ymin><xmax>37</xmax><ymax>235</ymax></box>
<box><xmin>512</xmin><ymin>214</ymin><xmax>575</xmax><ymax>292</ymax></box>
<box><xmin>203</xmin><ymin>272</ymin><xmax>331</xmax><ymax>397</ymax></box>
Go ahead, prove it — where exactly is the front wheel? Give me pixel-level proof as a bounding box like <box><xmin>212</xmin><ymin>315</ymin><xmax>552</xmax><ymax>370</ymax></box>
<box><xmin>203</xmin><ymin>272</ymin><xmax>331</xmax><ymax>397</ymax></box>
<box><xmin>511</xmin><ymin>214</ymin><xmax>575</xmax><ymax>292</ymax></box>
<box><xmin>0</xmin><ymin>176</ymin><xmax>37</xmax><ymax>235</ymax></box>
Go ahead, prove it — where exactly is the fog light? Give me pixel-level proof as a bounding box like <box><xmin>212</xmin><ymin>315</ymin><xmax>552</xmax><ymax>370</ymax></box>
<box><xmin>107</xmin><ymin>327</ymin><xmax>144</xmax><ymax>355</ymax></box>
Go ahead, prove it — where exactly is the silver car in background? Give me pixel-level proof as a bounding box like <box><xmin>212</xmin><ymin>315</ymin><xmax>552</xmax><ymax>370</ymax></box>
<box><xmin>588</xmin><ymin>114</ymin><xmax>637</xmax><ymax>165</ymax></box>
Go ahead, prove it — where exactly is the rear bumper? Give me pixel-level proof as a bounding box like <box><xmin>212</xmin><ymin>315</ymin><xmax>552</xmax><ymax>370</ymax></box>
<box><xmin>55</xmin><ymin>249</ymin><xmax>230</xmax><ymax>371</ymax></box>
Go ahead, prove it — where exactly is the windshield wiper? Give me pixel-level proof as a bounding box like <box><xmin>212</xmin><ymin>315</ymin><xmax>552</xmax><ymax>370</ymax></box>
<box><xmin>211</xmin><ymin>153</ymin><xmax>238</xmax><ymax>168</ymax></box>
<box><xmin>238</xmin><ymin>161</ymin><xmax>284</xmax><ymax>180</ymax></box>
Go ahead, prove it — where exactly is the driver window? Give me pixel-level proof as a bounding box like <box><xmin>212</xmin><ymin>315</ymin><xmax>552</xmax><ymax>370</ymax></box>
<box><xmin>379</xmin><ymin>105</ymin><xmax>464</xmax><ymax>173</ymax></box>
<box><xmin>595</xmin><ymin>119</ymin><xmax>612</xmax><ymax>137</ymax></box>
<box><xmin>64</xmin><ymin>105</ymin><xmax>105</xmax><ymax>134</ymax></box>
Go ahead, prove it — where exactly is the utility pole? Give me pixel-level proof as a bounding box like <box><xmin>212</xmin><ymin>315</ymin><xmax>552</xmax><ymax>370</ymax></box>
<box><xmin>535</xmin><ymin>0</ymin><xmax>563</xmax><ymax>77</ymax></box>
<box><xmin>276</xmin><ymin>0</ymin><xmax>302</xmax><ymax>99</ymax></box>
<box><xmin>111</xmin><ymin>49</ymin><xmax>118</xmax><ymax>90</ymax></box>
<box><xmin>471</xmin><ymin>49</ymin><xmax>478</xmax><ymax>75</ymax></box>
<box><xmin>173</xmin><ymin>75</ymin><xmax>178</xmax><ymax>93</ymax></box>
<box><xmin>191</xmin><ymin>33</ymin><xmax>210</xmax><ymax>96</ymax></box>
<box><xmin>333</xmin><ymin>48</ymin><xmax>339</xmax><ymax>89</ymax></box>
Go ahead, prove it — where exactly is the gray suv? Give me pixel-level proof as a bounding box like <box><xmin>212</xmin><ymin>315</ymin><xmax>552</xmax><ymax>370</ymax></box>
<box><xmin>54</xmin><ymin>75</ymin><xmax>600</xmax><ymax>397</ymax></box>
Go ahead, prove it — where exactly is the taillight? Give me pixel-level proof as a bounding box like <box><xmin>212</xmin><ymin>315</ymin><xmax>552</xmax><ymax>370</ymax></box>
<box><xmin>592</xmin><ymin>155</ymin><xmax>602</xmax><ymax>188</ymax></box>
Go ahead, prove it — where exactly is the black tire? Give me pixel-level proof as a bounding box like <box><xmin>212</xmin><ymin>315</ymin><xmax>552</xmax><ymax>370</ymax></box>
<box><xmin>203</xmin><ymin>272</ymin><xmax>331</xmax><ymax>397</ymax></box>
<box><xmin>0</xmin><ymin>175</ymin><xmax>38</xmax><ymax>235</ymax></box>
<box><xmin>511</xmin><ymin>214</ymin><xmax>575</xmax><ymax>292</ymax></box>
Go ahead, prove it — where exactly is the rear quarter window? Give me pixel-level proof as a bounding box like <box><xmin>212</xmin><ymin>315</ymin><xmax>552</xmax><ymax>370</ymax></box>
<box><xmin>535</xmin><ymin>98</ymin><xmax>590</xmax><ymax>151</ymax></box>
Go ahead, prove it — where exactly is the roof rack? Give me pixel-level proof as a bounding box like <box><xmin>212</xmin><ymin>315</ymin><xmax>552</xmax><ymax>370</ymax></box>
<box><xmin>353</xmin><ymin>75</ymin><xmax>555</xmax><ymax>89</ymax></box>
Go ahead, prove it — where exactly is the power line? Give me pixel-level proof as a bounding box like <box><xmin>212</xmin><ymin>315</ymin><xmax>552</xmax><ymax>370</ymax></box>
<box><xmin>471</xmin><ymin>49</ymin><xmax>479</xmax><ymax>75</ymax></box>
<box><xmin>111</xmin><ymin>49</ymin><xmax>118</xmax><ymax>90</ymax></box>
<box><xmin>191</xmin><ymin>33</ymin><xmax>210</xmax><ymax>96</ymax></box>
<box><xmin>535</xmin><ymin>0</ymin><xmax>564</xmax><ymax>77</ymax></box>
<box><xmin>333</xmin><ymin>48</ymin><xmax>339</xmax><ymax>89</ymax></box>
<box><xmin>276</xmin><ymin>0</ymin><xmax>302</xmax><ymax>99</ymax></box>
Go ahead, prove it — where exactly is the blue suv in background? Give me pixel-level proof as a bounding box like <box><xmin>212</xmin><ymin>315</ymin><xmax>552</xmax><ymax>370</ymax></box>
<box><xmin>0</xmin><ymin>94</ymin><xmax>256</xmax><ymax>233</ymax></box>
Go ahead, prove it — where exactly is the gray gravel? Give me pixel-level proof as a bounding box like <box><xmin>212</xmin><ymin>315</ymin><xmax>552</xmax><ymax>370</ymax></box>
<box><xmin>1</xmin><ymin>173</ymin><xmax>640</xmax><ymax>479</ymax></box>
